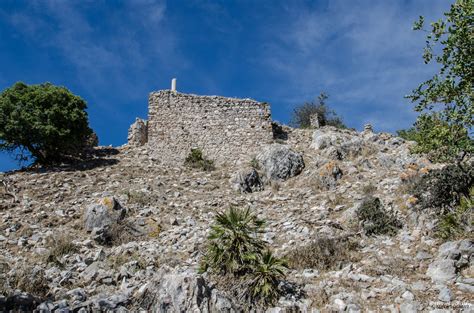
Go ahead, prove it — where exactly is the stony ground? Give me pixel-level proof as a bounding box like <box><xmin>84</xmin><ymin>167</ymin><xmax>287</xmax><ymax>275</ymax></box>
<box><xmin>0</xmin><ymin>126</ymin><xmax>472</xmax><ymax>312</ymax></box>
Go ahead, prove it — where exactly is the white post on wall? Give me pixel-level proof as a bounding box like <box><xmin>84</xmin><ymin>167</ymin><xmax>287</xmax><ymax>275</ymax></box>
<box><xmin>171</xmin><ymin>78</ymin><xmax>177</xmax><ymax>92</ymax></box>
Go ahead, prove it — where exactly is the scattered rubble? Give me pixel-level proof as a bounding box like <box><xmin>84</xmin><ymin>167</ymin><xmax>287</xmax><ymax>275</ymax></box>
<box><xmin>0</xmin><ymin>126</ymin><xmax>472</xmax><ymax>312</ymax></box>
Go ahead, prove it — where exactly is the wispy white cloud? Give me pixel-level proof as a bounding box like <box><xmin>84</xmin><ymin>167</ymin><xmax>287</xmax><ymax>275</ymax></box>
<box><xmin>258</xmin><ymin>0</ymin><xmax>451</xmax><ymax>131</ymax></box>
<box><xmin>3</xmin><ymin>0</ymin><xmax>178</xmax><ymax>101</ymax></box>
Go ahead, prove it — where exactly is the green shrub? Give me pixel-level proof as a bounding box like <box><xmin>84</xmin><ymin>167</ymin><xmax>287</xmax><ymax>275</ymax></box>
<box><xmin>184</xmin><ymin>148</ymin><xmax>215</xmax><ymax>171</ymax></box>
<box><xmin>0</xmin><ymin>82</ymin><xmax>95</xmax><ymax>165</ymax></box>
<box><xmin>411</xmin><ymin>163</ymin><xmax>473</xmax><ymax>212</ymax></box>
<box><xmin>200</xmin><ymin>207</ymin><xmax>287</xmax><ymax>308</ymax></box>
<box><xmin>249</xmin><ymin>157</ymin><xmax>260</xmax><ymax>170</ymax></box>
<box><xmin>285</xmin><ymin>236</ymin><xmax>359</xmax><ymax>271</ymax></box>
<box><xmin>290</xmin><ymin>92</ymin><xmax>346</xmax><ymax>129</ymax></box>
<box><xmin>407</xmin><ymin>1</ymin><xmax>473</xmax><ymax>151</ymax></box>
<box><xmin>357</xmin><ymin>197</ymin><xmax>402</xmax><ymax>236</ymax></box>
<box><xmin>244</xmin><ymin>250</ymin><xmax>288</xmax><ymax>306</ymax></box>
<box><xmin>200</xmin><ymin>207</ymin><xmax>266</xmax><ymax>275</ymax></box>
<box><xmin>396</xmin><ymin>114</ymin><xmax>473</xmax><ymax>163</ymax></box>
<box><xmin>436</xmin><ymin>187</ymin><xmax>473</xmax><ymax>240</ymax></box>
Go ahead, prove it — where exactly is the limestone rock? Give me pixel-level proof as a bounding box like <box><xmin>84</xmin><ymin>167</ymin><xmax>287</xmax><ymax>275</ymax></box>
<box><xmin>256</xmin><ymin>144</ymin><xmax>304</xmax><ymax>181</ymax></box>
<box><xmin>310</xmin><ymin>113</ymin><xmax>320</xmax><ymax>128</ymax></box>
<box><xmin>316</xmin><ymin>161</ymin><xmax>343</xmax><ymax>189</ymax></box>
<box><xmin>311</xmin><ymin>128</ymin><xmax>366</xmax><ymax>160</ymax></box>
<box><xmin>135</xmin><ymin>266</ymin><xmax>238</xmax><ymax>312</ymax></box>
<box><xmin>230</xmin><ymin>168</ymin><xmax>264</xmax><ymax>193</ymax></box>
<box><xmin>363</xmin><ymin>124</ymin><xmax>373</xmax><ymax>133</ymax></box>
<box><xmin>0</xmin><ymin>293</ymin><xmax>42</xmax><ymax>312</ymax></box>
<box><xmin>127</xmin><ymin>118</ymin><xmax>148</xmax><ymax>146</ymax></box>
<box><xmin>426</xmin><ymin>239</ymin><xmax>473</xmax><ymax>283</ymax></box>
<box><xmin>84</xmin><ymin>197</ymin><xmax>125</xmax><ymax>232</ymax></box>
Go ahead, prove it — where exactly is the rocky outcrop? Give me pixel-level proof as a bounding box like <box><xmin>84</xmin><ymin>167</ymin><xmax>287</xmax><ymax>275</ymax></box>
<box><xmin>426</xmin><ymin>239</ymin><xmax>473</xmax><ymax>284</ymax></box>
<box><xmin>316</xmin><ymin>161</ymin><xmax>343</xmax><ymax>189</ymax></box>
<box><xmin>135</xmin><ymin>266</ymin><xmax>238</xmax><ymax>312</ymax></box>
<box><xmin>2</xmin><ymin>124</ymin><xmax>471</xmax><ymax>312</ymax></box>
<box><xmin>84</xmin><ymin>197</ymin><xmax>126</xmax><ymax>232</ymax></box>
<box><xmin>312</xmin><ymin>127</ymin><xmax>367</xmax><ymax>160</ymax></box>
<box><xmin>127</xmin><ymin>118</ymin><xmax>148</xmax><ymax>146</ymax></box>
<box><xmin>230</xmin><ymin>168</ymin><xmax>264</xmax><ymax>193</ymax></box>
<box><xmin>256</xmin><ymin>144</ymin><xmax>305</xmax><ymax>181</ymax></box>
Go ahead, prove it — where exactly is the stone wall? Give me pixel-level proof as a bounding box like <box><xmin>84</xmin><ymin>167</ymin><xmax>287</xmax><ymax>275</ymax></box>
<box><xmin>127</xmin><ymin>118</ymin><xmax>148</xmax><ymax>146</ymax></box>
<box><xmin>147</xmin><ymin>90</ymin><xmax>273</xmax><ymax>165</ymax></box>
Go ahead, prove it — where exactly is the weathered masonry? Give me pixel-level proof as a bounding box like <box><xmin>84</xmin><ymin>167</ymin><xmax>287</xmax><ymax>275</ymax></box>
<box><xmin>146</xmin><ymin>90</ymin><xmax>273</xmax><ymax>164</ymax></box>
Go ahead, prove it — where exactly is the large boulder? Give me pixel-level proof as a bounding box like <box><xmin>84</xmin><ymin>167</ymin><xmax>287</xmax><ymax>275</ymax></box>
<box><xmin>315</xmin><ymin>161</ymin><xmax>343</xmax><ymax>189</ymax></box>
<box><xmin>84</xmin><ymin>197</ymin><xmax>126</xmax><ymax>232</ymax></box>
<box><xmin>134</xmin><ymin>266</ymin><xmax>238</xmax><ymax>312</ymax></box>
<box><xmin>127</xmin><ymin>118</ymin><xmax>148</xmax><ymax>146</ymax></box>
<box><xmin>426</xmin><ymin>239</ymin><xmax>473</xmax><ymax>284</ymax></box>
<box><xmin>311</xmin><ymin>128</ymin><xmax>366</xmax><ymax>160</ymax></box>
<box><xmin>230</xmin><ymin>168</ymin><xmax>264</xmax><ymax>193</ymax></box>
<box><xmin>256</xmin><ymin>144</ymin><xmax>305</xmax><ymax>181</ymax></box>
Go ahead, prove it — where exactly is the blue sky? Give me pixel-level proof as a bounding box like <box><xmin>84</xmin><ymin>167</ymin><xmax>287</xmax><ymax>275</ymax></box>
<box><xmin>0</xmin><ymin>0</ymin><xmax>450</xmax><ymax>172</ymax></box>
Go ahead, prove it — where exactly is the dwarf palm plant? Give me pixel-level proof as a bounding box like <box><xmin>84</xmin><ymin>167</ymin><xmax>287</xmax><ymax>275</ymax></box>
<box><xmin>200</xmin><ymin>207</ymin><xmax>266</xmax><ymax>275</ymax></box>
<box><xmin>245</xmin><ymin>250</ymin><xmax>288</xmax><ymax>306</ymax></box>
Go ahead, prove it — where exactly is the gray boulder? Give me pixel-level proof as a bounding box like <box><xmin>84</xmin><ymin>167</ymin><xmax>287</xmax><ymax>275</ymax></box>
<box><xmin>426</xmin><ymin>239</ymin><xmax>473</xmax><ymax>284</ymax></box>
<box><xmin>135</xmin><ymin>266</ymin><xmax>238</xmax><ymax>312</ymax></box>
<box><xmin>316</xmin><ymin>161</ymin><xmax>343</xmax><ymax>189</ymax></box>
<box><xmin>230</xmin><ymin>168</ymin><xmax>264</xmax><ymax>193</ymax></box>
<box><xmin>256</xmin><ymin>144</ymin><xmax>305</xmax><ymax>181</ymax></box>
<box><xmin>312</xmin><ymin>129</ymin><xmax>340</xmax><ymax>150</ymax></box>
<box><xmin>426</xmin><ymin>259</ymin><xmax>457</xmax><ymax>283</ymax></box>
<box><xmin>84</xmin><ymin>197</ymin><xmax>126</xmax><ymax>232</ymax></box>
<box><xmin>311</xmin><ymin>128</ymin><xmax>368</xmax><ymax>160</ymax></box>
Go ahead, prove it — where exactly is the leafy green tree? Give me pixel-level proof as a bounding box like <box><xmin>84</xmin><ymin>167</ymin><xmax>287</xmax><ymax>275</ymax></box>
<box><xmin>0</xmin><ymin>82</ymin><xmax>95</xmax><ymax>165</ymax></box>
<box><xmin>290</xmin><ymin>92</ymin><xmax>346</xmax><ymax>129</ymax></box>
<box><xmin>397</xmin><ymin>113</ymin><xmax>473</xmax><ymax>162</ymax></box>
<box><xmin>407</xmin><ymin>0</ymin><xmax>473</xmax><ymax>160</ymax></box>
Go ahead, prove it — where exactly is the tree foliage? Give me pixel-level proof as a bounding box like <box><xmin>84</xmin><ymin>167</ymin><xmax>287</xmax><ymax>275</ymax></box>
<box><xmin>290</xmin><ymin>92</ymin><xmax>346</xmax><ymax>129</ymax></box>
<box><xmin>397</xmin><ymin>113</ymin><xmax>473</xmax><ymax>162</ymax></box>
<box><xmin>407</xmin><ymin>0</ymin><xmax>473</xmax><ymax>160</ymax></box>
<box><xmin>0</xmin><ymin>82</ymin><xmax>95</xmax><ymax>165</ymax></box>
<box><xmin>411</xmin><ymin>163</ymin><xmax>473</xmax><ymax>213</ymax></box>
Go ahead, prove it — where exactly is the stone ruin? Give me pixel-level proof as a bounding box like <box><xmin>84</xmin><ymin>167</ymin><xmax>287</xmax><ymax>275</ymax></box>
<box><xmin>127</xmin><ymin>118</ymin><xmax>148</xmax><ymax>146</ymax></box>
<box><xmin>128</xmin><ymin>85</ymin><xmax>273</xmax><ymax>164</ymax></box>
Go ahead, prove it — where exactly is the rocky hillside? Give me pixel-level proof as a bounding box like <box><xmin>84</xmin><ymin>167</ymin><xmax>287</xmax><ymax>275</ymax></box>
<box><xmin>0</xmin><ymin>125</ymin><xmax>472</xmax><ymax>312</ymax></box>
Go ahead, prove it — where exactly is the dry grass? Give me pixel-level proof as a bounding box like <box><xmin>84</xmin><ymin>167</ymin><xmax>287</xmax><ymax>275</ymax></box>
<box><xmin>6</xmin><ymin>263</ymin><xmax>50</xmax><ymax>298</ymax></box>
<box><xmin>363</xmin><ymin>254</ymin><xmax>417</xmax><ymax>279</ymax></box>
<box><xmin>360</xmin><ymin>144</ymin><xmax>378</xmax><ymax>158</ymax></box>
<box><xmin>147</xmin><ymin>219</ymin><xmax>162</xmax><ymax>238</ymax></box>
<box><xmin>271</xmin><ymin>181</ymin><xmax>281</xmax><ymax>193</ymax></box>
<box><xmin>102</xmin><ymin>221</ymin><xmax>143</xmax><ymax>246</ymax></box>
<box><xmin>362</xmin><ymin>183</ymin><xmax>377</xmax><ymax>195</ymax></box>
<box><xmin>125</xmin><ymin>190</ymin><xmax>155</xmax><ymax>207</ymax></box>
<box><xmin>285</xmin><ymin>236</ymin><xmax>360</xmax><ymax>271</ymax></box>
<box><xmin>327</xmin><ymin>192</ymin><xmax>349</xmax><ymax>208</ymax></box>
<box><xmin>108</xmin><ymin>251</ymin><xmax>147</xmax><ymax>271</ymax></box>
<box><xmin>46</xmin><ymin>234</ymin><xmax>77</xmax><ymax>265</ymax></box>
